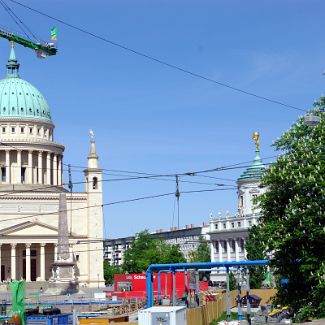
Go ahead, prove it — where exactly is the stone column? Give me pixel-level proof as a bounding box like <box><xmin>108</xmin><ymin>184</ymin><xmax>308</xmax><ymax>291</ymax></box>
<box><xmin>58</xmin><ymin>155</ymin><xmax>62</xmax><ymax>186</ymax></box>
<box><xmin>40</xmin><ymin>243</ymin><xmax>46</xmax><ymax>281</ymax></box>
<box><xmin>17</xmin><ymin>150</ymin><xmax>21</xmax><ymax>184</ymax></box>
<box><xmin>46</xmin><ymin>152</ymin><xmax>51</xmax><ymax>185</ymax></box>
<box><xmin>38</xmin><ymin>151</ymin><xmax>43</xmax><ymax>184</ymax></box>
<box><xmin>5</xmin><ymin>150</ymin><xmax>10</xmax><ymax>184</ymax></box>
<box><xmin>235</xmin><ymin>238</ymin><xmax>240</xmax><ymax>261</ymax></box>
<box><xmin>210</xmin><ymin>241</ymin><xmax>215</xmax><ymax>262</ymax></box>
<box><xmin>25</xmin><ymin>243</ymin><xmax>31</xmax><ymax>282</ymax></box>
<box><xmin>218</xmin><ymin>241</ymin><xmax>223</xmax><ymax>262</ymax></box>
<box><xmin>53</xmin><ymin>154</ymin><xmax>57</xmax><ymax>186</ymax></box>
<box><xmin>28</xmin><ymin>150</ymin><xmax>33</xmax><ymax>184</ymax></box>
<box><xmin>226</xmin><ymin>239</ymin><xmax>231</xmax><ymax>261</ymax></box>
<box><xmin>11</xmin><ymin>244</ymin><xmax>16</xmax><ymax>280</ymax></box>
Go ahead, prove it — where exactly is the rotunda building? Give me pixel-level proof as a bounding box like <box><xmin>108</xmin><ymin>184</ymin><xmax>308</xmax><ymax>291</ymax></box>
<box><xmin>0</xmin><ymin>44</ymin><xmax>64</xmax><ymax>188</ymax></box>
<box><xmin>0</xmin><ymin>45</ymin><xmax>104</xmax><ymax>288</ymax></box>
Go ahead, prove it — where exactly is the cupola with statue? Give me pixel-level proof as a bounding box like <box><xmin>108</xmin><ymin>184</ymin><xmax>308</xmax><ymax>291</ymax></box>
<box><xmin>237</xmin><ymin>132</ymin><xmax>266</xmax><ymax>216</ymax></box>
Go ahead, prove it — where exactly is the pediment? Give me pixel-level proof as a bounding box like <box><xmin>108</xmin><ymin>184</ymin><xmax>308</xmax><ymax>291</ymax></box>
<box><xmin>0</xmin><ymin>221</ymin><xmax>59</xmax><ymax>236</ymax></box>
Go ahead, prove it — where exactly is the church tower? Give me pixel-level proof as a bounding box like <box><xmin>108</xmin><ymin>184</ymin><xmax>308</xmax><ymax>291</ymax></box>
<box><xmin>237</xmin><ymin>132</ymin><xmax>266</xmax><ymax>217</ymax></box>
<box><xmin>84</xmin><ymin>131</ymin><xmax>105</xmax><ymax>286</ymax></box>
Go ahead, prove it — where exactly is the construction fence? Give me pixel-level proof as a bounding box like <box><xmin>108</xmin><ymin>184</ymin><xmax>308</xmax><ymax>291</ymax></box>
<box><xmin>78</xmin><ymin>289</ymin><xmax>277</xmax><ymax>325</ymax></box>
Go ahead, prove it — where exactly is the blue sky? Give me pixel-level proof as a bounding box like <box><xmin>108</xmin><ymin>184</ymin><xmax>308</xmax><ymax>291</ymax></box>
<box><xmin>0</xmin><ymin>0</ymin><xmax>324</xmax><ymax>238</ymax></box>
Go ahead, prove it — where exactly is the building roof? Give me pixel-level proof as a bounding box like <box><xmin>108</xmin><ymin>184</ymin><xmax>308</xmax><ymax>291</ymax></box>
<box><xmin>237</xmin><ymin>150</ymin><xmax>265</xmax><ymax>183</ymax></box>
<box><xmin>0</xmin><ymin>44</ymin><xmax>52</xmax><ymax>123</ymax></box>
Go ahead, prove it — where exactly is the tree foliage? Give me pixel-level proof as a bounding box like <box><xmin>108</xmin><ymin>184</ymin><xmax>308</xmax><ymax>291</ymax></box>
<box><xmin>103</xmin><ymin>261</ymin><xmax>122</xmax><ymax>285</ymax></box>
<box><xmin>122</xmin><ymin>230</ymin><xmax>186</xmax><ymax>273</ymax></box>
<box><xmin>245</xmin><ymin>225</ymin><xmax>267</xmax><ymax>289</ymax></box>
<box><xmin>189</xmin><ymin>235</ymin><xmax>211</xmax><ymax>263</ymax></box>
<box><xmin>253</xmin><ymin>97</ymin><xmax>325</xmax><ymax>318</ymax></box>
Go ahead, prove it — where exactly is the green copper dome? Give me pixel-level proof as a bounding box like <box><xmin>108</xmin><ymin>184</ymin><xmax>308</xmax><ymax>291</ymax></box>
<box><xmin>0</xmin><ymin>45</ymin><xmax>52</xmax><ymax>123</ymax></box>
<box><xmin>237</xmin><ymin>150</ymin><xmax>265</xmax><ymax>182</ymax></box>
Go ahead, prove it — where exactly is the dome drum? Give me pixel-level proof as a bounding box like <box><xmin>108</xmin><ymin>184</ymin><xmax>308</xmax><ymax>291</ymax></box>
<box><xmin>0</xmin><ymin>120</ymin><xmax>54</xmax><ymax>142</ymax></box>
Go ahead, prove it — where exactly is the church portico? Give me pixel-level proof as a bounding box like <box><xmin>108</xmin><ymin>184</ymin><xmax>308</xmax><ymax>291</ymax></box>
<box><xmin>0</xmin><ymin>242</ymin><xmax>73</xmax><ymax>282</ymax></box>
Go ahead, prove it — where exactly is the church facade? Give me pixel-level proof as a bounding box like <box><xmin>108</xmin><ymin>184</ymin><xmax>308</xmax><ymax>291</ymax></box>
<box><xmin>0</xmin><ymin>45</ymin><xmax>104</xmax><ymax>288</ymax></box>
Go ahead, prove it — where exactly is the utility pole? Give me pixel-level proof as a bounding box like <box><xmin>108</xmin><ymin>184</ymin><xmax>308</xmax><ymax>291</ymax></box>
<box><xmin>68</xmin><ymin>164</ymin><xmax>73</xmax><ymax>235</ymax></box>
<box><xmin>175</xmin><ymin>175</ymin><xmax>180</xmax><ymax>229</ymax></box>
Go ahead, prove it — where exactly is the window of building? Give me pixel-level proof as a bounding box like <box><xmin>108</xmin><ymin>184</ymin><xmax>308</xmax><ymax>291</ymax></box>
<box><xmin>223</xmin><ymin>223</ymin><xmax>226</xmax><ymax>229</ymax></box>
<box><xmin>248</xmin><ymin>221</ymin><xmax>252</xmax><ymax>226</ymax></box>
<box><xmin>76</xmin><ymin>255</ymin><xmax>79</xmax><ymax>262</ymax></box>
<box><xmin>240</xmin><ymin>195</ymin><xmax>244</xmax><ymax>207</ymax></box>
<box><xmin>20</xmin><ymin>127</ymin><xmax>24</xmax><ymax>133</ymax></box>
<box><xmin>223</xmin><ymin>241</ymin><xmax>227</xmax><ymax>253</ymax></box>
<box><xmin>2</xmin><ymin>127</ymin><xmax>6</xmax><ymax>133</ymax></box>
<box><xmin>11</xmin><ymin>127</ymin><xmax>15</xmax><ymax>133</ymax></box>
<box><xmin>1</xmin><ymin>167</ymin><xmax>6</xmax><ymax>182</ymax></box>
<box><xmin>231</xmin><ymin>240</ymin><xmax>235</xmax><ymax>253</ymax></box>
<box><xmin>231</xmin><ymin>222</ymin><xmax>235</xmax><ymax>228</ymax></box>
<box><xmin>92</xmin><ymin>177</ymin><xmax>98</xmax><ymax>190</ymax></box>
<box><xmin>21</xmin><ymin>167</ymin><xmax>26</xmax><ymax>183</ymax></box>
<box><xmin>37</xmin><ymin>128</ymin><xmax>40</xmax><ymax>135</ymax></box>
<box><xmin>215</xmin><ymin>224</ymin><xmax>218</xmax><ymax>230</ymax></box>
<box><xmin>29</xmin><ymin>127</ymin><xmax>33</xmax><ymax>134</ymax></box>
<box><xmin>237</xmin><ymin>221</ymin><xmax>241</xmax><ymax>227</ymax></box>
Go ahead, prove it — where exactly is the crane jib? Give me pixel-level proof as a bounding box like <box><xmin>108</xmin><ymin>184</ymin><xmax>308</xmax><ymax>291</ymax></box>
<box><xmin>0</xmin><ymin>27</ymin><xmax>57</xmax><ymax>57</ymax></box>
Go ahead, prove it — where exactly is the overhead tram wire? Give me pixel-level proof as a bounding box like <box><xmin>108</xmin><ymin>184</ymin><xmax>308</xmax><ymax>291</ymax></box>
<box><xmin>0</xmin><ymin>0</ymin><xmax>32</xmax><ymax>40</ymax></box>
<box><xmin>0</xmin><ymin>186</ymin><xmax>238</xmax><ymax>224</ymax></box>
<box><xmin>64</xmin><ymin>153</ymin><xmax>278</xmax><ymax>179</ymax></box>
<box><xmin>9</xmin><ymin>0</ymin><xmax>307</xmax><ymax>113</ymax></box>
<box><xmin>0</xmin><ymin>0</ymin><xmax>38</xmax><ymax>40</ymax></box>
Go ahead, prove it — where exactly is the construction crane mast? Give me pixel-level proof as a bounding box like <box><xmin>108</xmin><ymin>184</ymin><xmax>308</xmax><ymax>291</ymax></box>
<box><xmin>0</xmin><ymin>26</ymin><xmax>57</xmax><ymax>58</ymax></box>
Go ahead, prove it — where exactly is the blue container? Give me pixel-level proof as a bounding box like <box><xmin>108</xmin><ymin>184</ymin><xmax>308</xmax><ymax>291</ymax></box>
<box><xmin>26</xmin><ymin>313</ymin><xmax>73</xmax><ymax>325</ymax></box>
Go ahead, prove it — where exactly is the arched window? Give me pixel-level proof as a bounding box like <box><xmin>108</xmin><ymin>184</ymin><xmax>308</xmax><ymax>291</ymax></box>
<box><xmin>92</xmin><ymin>177</ymin><xmax>98</xmax><ymax>190</ymax></box>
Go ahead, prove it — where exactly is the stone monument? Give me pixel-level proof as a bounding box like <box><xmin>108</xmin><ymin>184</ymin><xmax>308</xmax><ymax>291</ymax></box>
<box><xmin>46</xmin><ymin>193</ymin><xmax>78</xmax><ymax>294</ymax></box>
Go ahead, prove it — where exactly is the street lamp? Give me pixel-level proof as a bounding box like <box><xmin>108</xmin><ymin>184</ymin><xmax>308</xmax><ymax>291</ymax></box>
<box><xmin>304</xmin><ymin>113</ymin><xmax>321</xmax><ymax>126</ymax></box>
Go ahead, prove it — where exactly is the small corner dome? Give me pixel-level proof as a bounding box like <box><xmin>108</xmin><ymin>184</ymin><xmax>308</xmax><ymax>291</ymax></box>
<box><xmin>237</xmin><ymin>150</ymin><xmax>265</xmax><ymax>183</ymax></box>
<box><xmin>0</xmin><ymin>44</ymin><xmax>52</xmax><ymax>123</ymax></box>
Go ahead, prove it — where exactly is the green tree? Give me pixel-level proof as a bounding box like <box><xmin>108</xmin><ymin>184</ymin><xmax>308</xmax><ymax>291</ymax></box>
<box><xmin>122</xmin><ymin>230</ymin><xmax>186</xmax><ymax>273</ymax></box>
<box><xmin>255</xmin><ymin>97</ymin><xmax>325</xmax><ymax>318</ymax></box>
<box><xmin>229</xmin><ymin>272</ymin><xmax>237</xmax><ymax>291</ymax></box>
<box><xmin>245</xmin><ymin>225</ymin><xmax>267</xmax><ymax>289</ymax></box>
<box><xmin>189</xmin><ymin>236</ymin><xmax>210</xmax><ymax>262</ymax></box>
<box><xmin>103</xmin><ymin>261</ymin><xmax>122</xmax><ymax>285</ymax></box>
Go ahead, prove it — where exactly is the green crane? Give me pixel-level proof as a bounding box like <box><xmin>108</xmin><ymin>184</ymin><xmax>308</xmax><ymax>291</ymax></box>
<box><xmin>0</xmin><ymin>26</ymin><xmax>57</xmax><ymax>58</ymax></box>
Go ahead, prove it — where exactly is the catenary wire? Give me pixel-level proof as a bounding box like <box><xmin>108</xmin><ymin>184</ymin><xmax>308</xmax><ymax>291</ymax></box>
<box><xmin>0</xmin><ymin>0</ymin><xmax>32</xmax><ymax>40</ymax></box>
<box><xmin>8</xmin><ymin>0</ymin><xmax>307</xmax><ymax>113</ymax></box>
<box><xmin>0</xmin><ymin>187</ymin><xmax>239</xmax><ymax>224</ymax></box>
<box><xmin>0</xmin><ymin>0</ymin><xmax>38</xmax><ymax>40</ymax></box>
